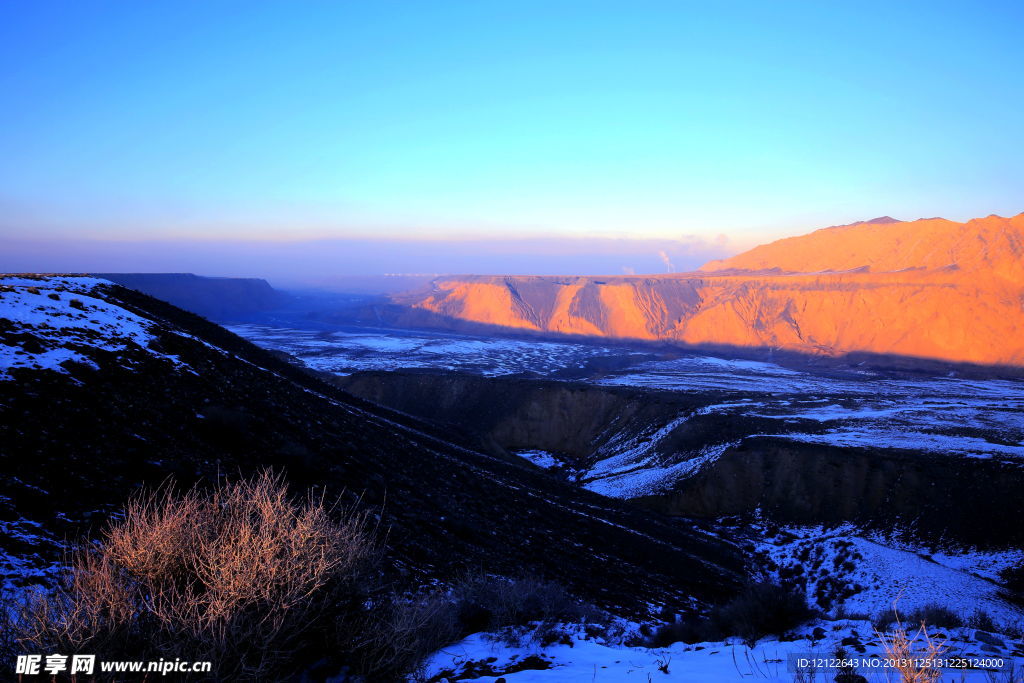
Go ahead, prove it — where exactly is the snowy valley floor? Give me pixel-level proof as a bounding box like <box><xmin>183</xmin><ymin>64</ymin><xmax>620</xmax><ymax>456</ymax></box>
<box><xmin>421</xmin><ymin>620</ymin><xmax>1024</xmax><ymax>682</ymax></box>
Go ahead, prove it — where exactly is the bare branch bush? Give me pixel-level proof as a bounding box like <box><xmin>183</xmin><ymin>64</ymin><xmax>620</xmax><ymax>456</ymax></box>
<box><xmin>874</xmin><ymin>607</ymin><xmax>948</xmax><ymax>683</ymax></box>
<box><xmin>4</xmin><ymin>471</ymin><xmax>384</xmax><ymax>680</ymax></box>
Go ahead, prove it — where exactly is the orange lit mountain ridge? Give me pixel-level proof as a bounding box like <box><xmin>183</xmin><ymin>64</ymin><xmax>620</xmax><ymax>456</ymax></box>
<box><xmin>401</xmin><ymin>213</ymin><xmax>1024</xmax><ymax>366</ymax></box>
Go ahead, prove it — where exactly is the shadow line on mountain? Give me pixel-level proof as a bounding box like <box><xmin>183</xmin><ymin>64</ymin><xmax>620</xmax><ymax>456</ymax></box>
<box><xmin>328</xmin><ymin>302</ymin><xmax>1024</xmax><ymax>380</ymax></box>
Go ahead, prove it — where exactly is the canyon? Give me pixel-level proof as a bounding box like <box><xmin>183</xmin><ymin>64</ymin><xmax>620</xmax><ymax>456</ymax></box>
<box><xmin>398</xmin><ymin>213</ymin><xmax>1024</xmax><ymax>367</ymax></box>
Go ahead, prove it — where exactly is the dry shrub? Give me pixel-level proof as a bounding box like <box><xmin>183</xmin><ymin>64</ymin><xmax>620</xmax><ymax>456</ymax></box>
<box><xmin>348</xmin><ymin>592</ymin><xmax>462</xmax><ymax>681</ymax></box>
<box><xmin>5</xmin><ymin>471</ymin><xmax>381</xmax><ymax>681</ymax></box>
<box><xmin>451</xmin><ymin>573</ymin><xmax>598</xmax><ymax>634</ymax></box>
<box><xmin>648</xmin><ymin>581</ymin><xmax>815</xmax><ymax>647</ymax></box>
<box><xmin>4</xmin><ymin>552</ymin><xmax>143</xmax><ymax>658</ymax></box>
<box><xmin>874</xmin><ymin>610</ymin><xmax>948</xmax><ymax>683</ymax></box>
<box><xmin>966</xmin><ymin>608</ymin><xmax>998</xmax><ymax>632</ymax></box>
<box><xmin>105</xmin><ymin>486</ymin><xmax>204</xmax><ymax>585</ymax></box>
<box><xmin>902</xmin><ymin>603</ymin><xmax>962</xmax><ymax>629</ymax></box>
<box><xmin>346</xmin><ymin>574</ymin><xmax>597</xmax><ymax>678</ymax></box>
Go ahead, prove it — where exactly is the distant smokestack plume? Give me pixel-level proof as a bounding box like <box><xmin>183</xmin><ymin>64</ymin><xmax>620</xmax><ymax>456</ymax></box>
<box><xmin>658</xmin><ymin>250</ymin><xmax>675</xmax><ymax>272</ymax></box>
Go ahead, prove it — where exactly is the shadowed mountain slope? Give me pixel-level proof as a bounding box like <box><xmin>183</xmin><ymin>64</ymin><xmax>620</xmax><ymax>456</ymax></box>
<box><xmin>93</xmin><ymin>272</ymin><xmax>288</xmax><ymax>320</ymax></box>
<box><xmin>0</xmin><ymin>276</ymin><xmax>742</xmax><ymax>613</ymax></box>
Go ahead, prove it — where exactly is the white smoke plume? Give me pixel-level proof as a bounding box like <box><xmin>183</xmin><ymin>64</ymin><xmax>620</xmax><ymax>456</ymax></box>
<box><xmin>658</xmin><ymin>249</ymin><xmax>675</xmax><ymax>272</ymax></box>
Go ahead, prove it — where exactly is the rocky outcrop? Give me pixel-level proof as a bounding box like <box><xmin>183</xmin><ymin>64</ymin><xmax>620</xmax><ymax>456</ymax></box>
<box><xmin>397</xmin><ymin>213</ymin><xmax>1024</xmax><ymax>367</ymax></box>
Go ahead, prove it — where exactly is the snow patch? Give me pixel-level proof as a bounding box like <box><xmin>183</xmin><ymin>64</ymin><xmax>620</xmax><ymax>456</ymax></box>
<box><xmin>0</xmin><ymin>276</ymin><xmax>190</xmax><ymax>379</ymax></box>
<box><xmin>514</xmin><ymin>450</ymin><xmax>561</xmax><ymax>469</ymax></box>
<box><xmin>581</xmin><ymin>406</ymin><xmax>741</xmax><ymax>498</ymax></box>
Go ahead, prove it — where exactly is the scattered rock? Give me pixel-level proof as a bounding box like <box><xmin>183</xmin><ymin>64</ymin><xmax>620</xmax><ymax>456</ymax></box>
<box><xmin>974</xmin><ymin>631</ymin><xmax>1005</xmax><ymax>648</ymax></box>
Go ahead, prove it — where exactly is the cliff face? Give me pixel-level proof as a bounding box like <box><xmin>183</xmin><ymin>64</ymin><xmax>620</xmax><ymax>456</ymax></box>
<box><xmin>641</xmin><ymin>439</ymin><xmax>1024</xmax><ymax>547</ymax></box>
<box><xmin>336</xmin><ymin>371</ymin><xmax>706</xmax><ymax>462</ymax></box>
<box><xmin>337</xmin><ymin>371</ymin><xmax>1024</xmax><ymax>547</ymax></box>
<box><xmin>94</xmin><ymin>273</ymin><xmax>287</xmax><ymax>320</ymax></box>
<box><xmin>402</xmin><ymin>213</ymin><xmax>1024</xmax><ymax>366</ymax></box>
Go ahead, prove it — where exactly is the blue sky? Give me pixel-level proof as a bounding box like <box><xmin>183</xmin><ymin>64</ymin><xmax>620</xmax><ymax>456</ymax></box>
<box><xmin>1</xmin><ymin>1</ymin><xmax>1022</xmax><ymax>278</ymax></box>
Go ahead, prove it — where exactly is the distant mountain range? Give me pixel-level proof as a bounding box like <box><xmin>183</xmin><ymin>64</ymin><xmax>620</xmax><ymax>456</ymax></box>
<box><xmin>93</xmin><ymin>272</ymin><xmax>288</xmax><ymax>319</ymax></box>
<box><xmin>700</xmin><ymin>213</ymin><xmax>1023</xmax><ymax>278</ymax></box>
<box><xmin>398</xmin><ymin>212</ymin><xmax>1024</xmax><ymax>367</ymax></box>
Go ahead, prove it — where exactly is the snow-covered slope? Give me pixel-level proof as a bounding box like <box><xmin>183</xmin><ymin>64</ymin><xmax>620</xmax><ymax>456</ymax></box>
<box><xmin>751</xmin><ymin>524</ymin><xmax>1024</xmax><ymax>627</ymax></box>
<box><xmin>0</xmin><ymin>276</ymin><xmax>189</xmax><ymax>379</ymax></box>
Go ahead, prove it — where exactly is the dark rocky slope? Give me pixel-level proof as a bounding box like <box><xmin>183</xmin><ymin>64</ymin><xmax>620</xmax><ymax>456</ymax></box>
<box><xmin>0</xmin><ymin>277</ymin><xmax>742</xmax><ymax>614</ymax></box>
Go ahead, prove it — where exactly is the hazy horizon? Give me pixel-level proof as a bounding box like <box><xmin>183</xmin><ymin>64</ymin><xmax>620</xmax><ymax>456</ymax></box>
<box><xmin>0</xmin><ymin>233</ymin><xmax>739</xmax><ymax>289</ymax></box>
<box><xmin>2</xmin><ymin>1</ymin><xmax>1023</xmax><ymax>284</ymax></box>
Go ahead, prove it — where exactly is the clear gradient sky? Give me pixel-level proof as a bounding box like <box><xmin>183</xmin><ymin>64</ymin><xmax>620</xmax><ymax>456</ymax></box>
<box><xmin>1</xmin><ymin>1</ymin><xmax>1022</xmax><ymax>282</ymax></box>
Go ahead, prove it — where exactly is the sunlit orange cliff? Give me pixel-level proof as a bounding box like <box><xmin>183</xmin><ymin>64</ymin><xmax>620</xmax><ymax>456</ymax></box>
<box><xmin>399</xmin><ymin>213</ymin><xmax>1024</xmax><ymax>366</ymax></box>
